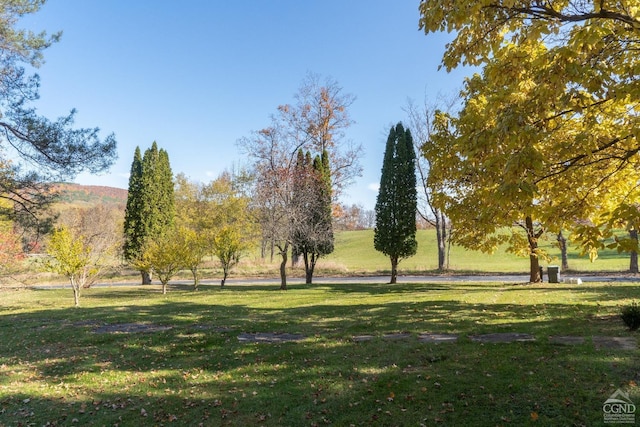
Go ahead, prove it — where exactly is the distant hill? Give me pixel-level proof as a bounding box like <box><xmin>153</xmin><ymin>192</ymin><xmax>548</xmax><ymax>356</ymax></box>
<box><xmin>53</xmin><ymin>183</ymin><xmax>128</xmax><ymax>208</ymax></box>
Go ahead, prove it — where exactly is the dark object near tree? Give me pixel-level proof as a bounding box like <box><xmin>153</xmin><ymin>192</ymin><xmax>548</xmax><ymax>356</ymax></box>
<box><xmin>547</xmin><ymin>266</ymin><xmax>560</xmax><ymax>283</ymax></box>
<box><xmin>621</xmin><ymin>302</ymin><xmax>640</xmax><ymax>331</ymax></box>
<box><xmin>374</xmin><ymin>123</ymin><xmax>418</xmax><ymax>284</ymax></box>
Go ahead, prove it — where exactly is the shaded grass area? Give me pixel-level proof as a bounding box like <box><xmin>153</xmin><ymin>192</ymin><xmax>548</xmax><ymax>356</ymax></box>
<box><xmin>1</xmin><ymin>281</ymin><xmax>639</xmax><ymax>426</ymax></box>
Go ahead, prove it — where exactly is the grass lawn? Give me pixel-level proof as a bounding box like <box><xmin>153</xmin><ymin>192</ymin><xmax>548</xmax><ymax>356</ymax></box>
<box><xmin>1</xmin><ymin>280</ymin><xmax>639</xmax><ymax>426</ymax></box>
<box><xmin>321</xmin><ymin>229</ymin><xmax>631</xmax><ymax>275</ymax></box>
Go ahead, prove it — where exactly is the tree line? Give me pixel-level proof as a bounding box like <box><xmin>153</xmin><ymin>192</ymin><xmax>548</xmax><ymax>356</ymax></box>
<box><xmin>4</xmin><ymin>1</ymin><xmax>640</xmax><ymax>306</ymax></box>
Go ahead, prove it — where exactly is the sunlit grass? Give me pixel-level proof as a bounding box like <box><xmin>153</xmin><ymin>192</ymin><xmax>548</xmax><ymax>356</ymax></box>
<box><xmin>1</xmin><ymin>281</ymin><xmax>639</xmax><ymax>425</ymax></box>
<box><xmin>322</xmin><ymin>229</ymin><xmax>631</xmax><ymax>274</ymax></box>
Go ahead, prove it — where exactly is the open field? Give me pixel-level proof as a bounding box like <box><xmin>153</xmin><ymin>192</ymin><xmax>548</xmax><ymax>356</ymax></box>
<box><xmin>10</xmin><ymin>229</ymin><xmax>634</xmax><ymax>289</ymax></box>
<box><xmin>323</xmin><ymin>229</ymin><xmax>631</xmax><ymax>275</ymax></box>
<box><xmin>1</xmin><ymin>280</ymin><xmax>639</xmax><ymax>426</ymax></box>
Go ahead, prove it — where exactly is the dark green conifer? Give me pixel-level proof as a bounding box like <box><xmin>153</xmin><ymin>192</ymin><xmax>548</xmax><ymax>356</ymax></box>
<box><xmin>374</xmin><ymin>123</ymin><xmax>418</xmax><ymax>284</ymax></box>
<box><xmin>123</xmin><ymin>146</ymin><xmax>143</xmax><ymax>263</ymax></box>
<box><xmin>123</xmin><ymin>142</ymin><xmax>175</xmax><ymax>284</ymax></box>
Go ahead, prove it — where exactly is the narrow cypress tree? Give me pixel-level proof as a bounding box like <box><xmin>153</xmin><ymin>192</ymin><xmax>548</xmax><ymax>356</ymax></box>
<box><xmin>302</xmin><ymin>150</ymin><xmax>334</xmax><ymax>283</ymax></box>
<box><xmin>317</xmin><ymin>149</ymin><xmax>334</xmax><ymax>256</ymax></box>
<box><xmin>123</xmin><ymin>142</ymin><xmax>175</xmax><ymax>284</ymax></box>
<box><xmin>374</xmin><ymin>123</ymin><xmax>418</xmax><ymax>284</ymax></box>
<box><xmin>123</xmin><ymin>147</ymin><xmax>143</xmax><ymax>263</ymax></box>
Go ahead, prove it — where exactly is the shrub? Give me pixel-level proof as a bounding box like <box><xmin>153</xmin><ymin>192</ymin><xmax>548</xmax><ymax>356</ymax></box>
<box><xmin>621</xmin><ymin>302</ymin><xmax>640</xmax><ymax>331</ymax></box>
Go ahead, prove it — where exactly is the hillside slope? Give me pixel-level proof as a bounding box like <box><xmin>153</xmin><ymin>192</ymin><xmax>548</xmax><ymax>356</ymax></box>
<box><xmin>53</xmin><ymin>183</ymin><xmax>127</xmax><ymax>208</ymax></box>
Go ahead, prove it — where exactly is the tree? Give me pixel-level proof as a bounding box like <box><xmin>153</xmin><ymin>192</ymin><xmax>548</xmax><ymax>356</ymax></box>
<box><xmin>277</xmin><ymin>72</ymin><xmax>362</xmax><ymax>199</ymax></box>
<box><xmin>557</xmin><ymin>231</ymin><xmax>569</xmax><ymax>271</ymax></box>
<box><xmin>240</xmin><ymin>124</ymin><xmax>296</xmax><ymax>290</ymax></box>
<box><xmin>419</xmin><ymin>1</ymin><xmax>640</xmax><ymax>278</ymax></box>
<box><xmin>374</xmin><ymin>123</ymin><xmax>418</xmax><ymax>284</ymax></box>
<box><xmin>292</xmin><ymin>149</ymin><xmax>334</xmax><ymax>284</ymax></box>
<box><xmin>45</xmin><ymin>205</ymin><xmax>120</xmax><ymax>306</ymax></box>
<box><xmin>241</xmin><ymin>74</ymin><xmax>358</xmax><ymax>288</ymax></box>
<box><xmin>45</xmin><ymin>227</ymin><xmax>89</xmax><ymax>307</ymax></box>
<box><xmin>212</xmin><ymin>226</ymin><xmax>243</xmax><ymax>287</ymax></box>
<box><xmin>144</xmin><ymin>228</ymin><xmax>184</xmax><ymax>295</ymax></box>
<box><xmin>0</xmin><ymin>1</ymin><xmax>116</xmax><ymax>240</ymax></box>
<box><xmin>405</xmin><ymin>97</ymin><xmax>452</xmax><ymax>271</ymax></box>
<box><xmin>175</xmin><ymin>172</ymin><xmax>257</xmax><ymax>287</ymax></box>
<box><xmin>123</xmin><ymin>147</ymin><xmax>143</xmax><ymax>262</ymax></box>
<box><xmin>630</xmin><ymin>229</ymin><xmax>639</xmax><ymax>274</ymax></box>
<box><xmin>174</xmin><ymin>174</ymin><xmax>212</xmax><ymax>289</ymax></box>
<box><xmin>0</xmin><ymin>219</ymin><xmax>24</xmax><ymax>273</ymax></box>
<box><xmin>123</xmin><ymin>142</ymin><xmax>175</xmax><ymax>284</ymax></box>
<box><xmin>206</xmin><ymin>173</ymin><xmax>257</xmax><ymax>286</ymax></box>
<box><xmin>179</xmin><ymin>226</ymin><xmax>209</xmax><ymax>290</ymax></box>
<box><xmin>45</xmin><ymin>216</ymin><xmax>116</xmax><ymax>307</ymax></box>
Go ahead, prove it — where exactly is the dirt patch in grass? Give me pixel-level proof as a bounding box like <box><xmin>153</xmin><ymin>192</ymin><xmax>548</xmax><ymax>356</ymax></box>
<box><xmin>469</xmin><ymin>332</ymin><xmax>536</xmax><ymax>343</ymax></box>
<box><xmin>93</xmin><ymin>323</ymin><xmax>173</xmax><ymax>334</ymax></box>
<box><xmin>592</xmin><ymin>336</ymin><xmax>637</xmax><ymax>351</ymax></box>
<box><xmin>237</xmin><ymin>332</ymin><xmax>306</xmax><ymax>343</ymax></box>
<box><xmin>549</xmin><ymin>335</ymin><xmax>586</xmax><ymax>346</ymax></box>
<box><xmin>418</xmin><ymin>333</ymin><xmax>459</xmax><ymax>343</ymax></box>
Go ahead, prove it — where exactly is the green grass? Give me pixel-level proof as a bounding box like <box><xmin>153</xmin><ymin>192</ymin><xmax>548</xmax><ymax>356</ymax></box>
<box><xmin>320</xmin><ymin>229</ymin><xmax>631</xmax><ymax>274</ymax></box>
<box><xmin>12</xmin><ymin>229</ymin><xmax>632</xmax><ymax>288</ymax></box>
<box><xmin>1</xmin><ymin>281</ymin><xmax>639</xmax><ymax>426</ymax></box>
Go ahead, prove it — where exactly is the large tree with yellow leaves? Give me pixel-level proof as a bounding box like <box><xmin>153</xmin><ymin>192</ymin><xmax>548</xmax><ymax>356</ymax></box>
<box><xmin>420</xmin><ymin>1</ymin><xmax>640</xmax><ymax>281</ymax></box>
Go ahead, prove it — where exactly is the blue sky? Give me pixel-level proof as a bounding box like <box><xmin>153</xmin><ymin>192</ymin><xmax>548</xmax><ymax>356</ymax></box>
<box><xmin>24</xmin><ymin>0</ymin><xmax>470</xmax><ymax>210</ymax></box>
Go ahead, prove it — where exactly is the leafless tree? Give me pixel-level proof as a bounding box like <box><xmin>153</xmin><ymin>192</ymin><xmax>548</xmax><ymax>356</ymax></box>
<box><xmin>405</xmin><ymin>97</ymin><xmax>454</xmax><ymax>271</ymax></box>
<box><xmin>277</xmin><ymin>72</ymin><xmax>362</xmax><ymax>200</ymax></box>
<box><xmin>240</xmin><ymin>74</ymin><xmax>361</xmax><ymax>287</ymax></box>
<box><xmin>240</xmin><ymin>124</ymin><xmax>299</xmax><ymax>289</ymax></box>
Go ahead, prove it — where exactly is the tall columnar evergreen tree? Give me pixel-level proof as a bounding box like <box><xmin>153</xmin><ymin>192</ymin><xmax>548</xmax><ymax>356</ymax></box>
<box><xmin>292</xmin><ymin>149</ymin><xmax>335</xmax><ymax>284</ymax></box>
<box><xmin>374</xmin><ymin>123</ymin><xmax>418</xmax><ymax>284</ymax></box>
<box><xmin>123</xmin><ymin>147</ymin><xmax>143</xmax><ymax>263</ymax></box>
<box><xmin>123</xmin><ymin>142</ymin><xmax>175</xmax><ymax>284</ymax></box>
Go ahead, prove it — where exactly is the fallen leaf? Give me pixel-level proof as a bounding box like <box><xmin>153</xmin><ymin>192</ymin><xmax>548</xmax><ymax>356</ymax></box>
<box><xmin>531</xmin><ymin>411</ymin><xmax>539</xmax><ymax>421</ymax></box>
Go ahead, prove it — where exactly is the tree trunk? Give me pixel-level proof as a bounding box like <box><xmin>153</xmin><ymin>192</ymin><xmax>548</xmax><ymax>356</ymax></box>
<box><xmin>303</xmin><ymin>251</ymin><xmax>317</xmax><ymax>284</ymax></box>
<box><xmin>141</xmin><ymin>270</ymin><xmax>152</xmax><ymax>285</ymax></box>
<box><xmin>435</xmin><ymin>210</ymin><xmax>447</xmax><ymax>271</ymax></box>
<box><xmin>529</xmin><ymin>253</ymin><xmax>541</xmax><ymax>283</ymax></box>
<box><xmin>526</xmin><ymin>216</ymin><xmax>543</xmax><ymax>283</ymax></box>
<box><xmin>191</xmin><ymin>267</ymin><xmax>199</xmax><ymax>290</ymax></box>
<box><xmin>162</xmin><ymin>281</ymin><xmax>167</xmax><ymax>295</ymax></box>
<box><xmin>221</xmin><ymin>268</ymin><xmax>229</xmax><ymax>287</ymax></box>
<box><xmin>389</xmin><ymin>255</ymin><xmax>399</xmax><ymax>284</ymax></box>
<box><xmin>446</xmin><ymin>225</ymin><xmax>452</xmax><ymax>270</ymax></box>
<box><xmin>270</xmin><ymin>239</ymin><xmax>275</xmax><ymax>263</ymax></box>
<box><xmin>630</xmin><ymin>229</ymin><xmax>638</xmax><ymax>274</ymax></box>
<box><xmin>71</xmin><ymin>278</ymin><xmax>80</xmax><ymax>307</ymax></box>
<box><xmin>279</xmin><ymin>243</ymin><xmax>288</xmax><ymax>290</ymax></box>
<box><xmin>557</xmin><ymin>231</ymin><xmax>569</xmax><ymax>271</ymax></box>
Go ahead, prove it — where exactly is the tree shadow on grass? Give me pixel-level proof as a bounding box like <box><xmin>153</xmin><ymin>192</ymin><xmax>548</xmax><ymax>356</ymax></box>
<box><xmin>1</xmin><ymin>286</ymin><xmax>639</xmax><ymax>426</ymax></box>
